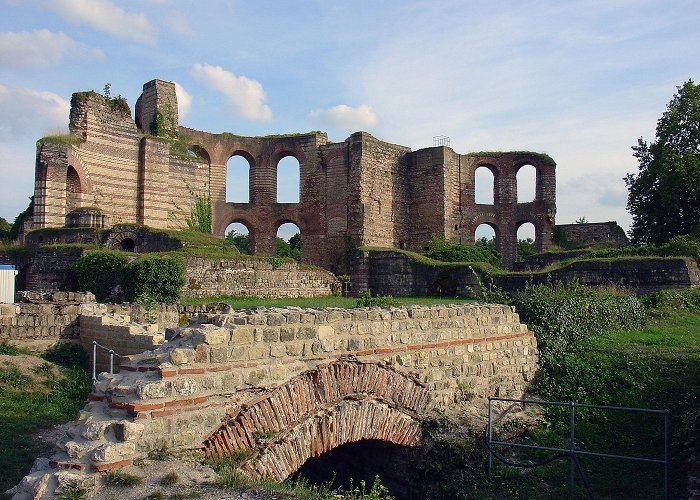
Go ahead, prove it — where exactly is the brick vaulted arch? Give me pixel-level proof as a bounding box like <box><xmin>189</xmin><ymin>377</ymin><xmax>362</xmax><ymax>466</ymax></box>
<box><xmin>203</xmin><ymin>359</ymin><xmax>429</xmax><ymax>481</ymax></box>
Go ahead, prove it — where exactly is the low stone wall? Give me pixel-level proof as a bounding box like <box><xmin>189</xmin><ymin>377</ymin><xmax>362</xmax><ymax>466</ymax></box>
<box><xmin>80</xmin><ymin>314</ymin><xmax>165</xmax><ymax>374</ymax></box>
<box><xmin>182</xmin><ymin>257</ymin><xmax>339</xmax><ymax>298</ymax></box>
<box><xmin>0</xmin><ymin>296</ymin><xmax>228</xmax><ymax>351</ymax></box>
<box><xmin>354</xmin><ymin>250</ymin><xmax>700</xmax><ymax>297</ymax></box>
<box><xmin>9</xmin><ymin>303</ymin><xmax>537</xmax><ymax>496</ymax></box>
<box><xmin>496</xmin><ymin>257</ymin><xmax>700</xmax><ymax>295</ymax></box>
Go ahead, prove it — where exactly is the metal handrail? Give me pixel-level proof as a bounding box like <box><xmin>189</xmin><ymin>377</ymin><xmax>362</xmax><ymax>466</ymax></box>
<box><xmin>487</xmin><ymin>397</ymin><xmax>670</xmax><ymax>500</ymax></box>
<box><xmin>91</xmin><ymin>340</ymin><xmax>125</xmax><ymax>382</ymax></box>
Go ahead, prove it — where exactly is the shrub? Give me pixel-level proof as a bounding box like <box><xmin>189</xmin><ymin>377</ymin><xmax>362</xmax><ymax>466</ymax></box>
<box><xmin>355</xmin><ymin>291</ymin><xmax>399</xmax><ymax>308</ymax></box>
<box><xmin>121</xmin><ymin>255</ymin><xmax>185</xmax><ymax>304</ymax></box>
<box><xmin>512</xmin><ymin>282</ymin><xmax>646</xmax><ymax>375</ymax></box>
<box><xmin>424</xmin><ymin>235</ymin><xmax>501</xmax><ymax>267</ymax></box>
<box><xmin>69</xmin><ymin>251</ymin><xmax>127</xmax><ymax>301</ymax></box>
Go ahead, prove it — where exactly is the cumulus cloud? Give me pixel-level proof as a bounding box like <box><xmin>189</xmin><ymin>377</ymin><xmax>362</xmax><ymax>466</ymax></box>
<box><xmin>190</xmin><ymin>63</ymin><xmax>272</xmax><ymax>121</ymax></box>
<box><xmin>0</xmin><ymin>29</ymin><xmax>102</xmax><ymax>68</ymax></box>
<box><xmin>308</xmin><ymin>104</ymin><xmax>377</xmax><ymax>132</ymax></box>
<box><xmin>41</xmin><ymin>0</ymin><xmax>155</xmax><ymax>44</ymax></box>
<box><xmin>0</xmin><ymin>85</ymin><xmax>70</xmax><ymax>140</ymax></box>
<box><xmin>173</xmin><ymin>82</ymin><xmax>191</xmax><ymax>120</ymax></box>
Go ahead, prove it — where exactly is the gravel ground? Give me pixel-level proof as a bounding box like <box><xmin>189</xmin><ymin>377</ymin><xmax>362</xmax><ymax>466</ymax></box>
<box><xmin>91</xmin><ymin>456</ymin><xmax>295</xmax><ymax>500</ymax></box>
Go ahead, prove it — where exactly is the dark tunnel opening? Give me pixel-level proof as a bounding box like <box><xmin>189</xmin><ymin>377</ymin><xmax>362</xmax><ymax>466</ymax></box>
<box><xmin>290</xmin><ymin>439</ymin><xmax>418</xmax><ymax>499</ymax></box>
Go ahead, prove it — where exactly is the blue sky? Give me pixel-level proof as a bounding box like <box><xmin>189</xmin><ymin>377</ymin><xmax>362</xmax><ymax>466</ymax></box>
<box><xmin>1</xmin><ymin>0</ymin><xmax>699</xmax><ymax>240</ymax></box>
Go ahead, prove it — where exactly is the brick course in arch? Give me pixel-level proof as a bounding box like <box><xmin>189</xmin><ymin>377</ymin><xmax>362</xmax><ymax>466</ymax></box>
<box><xmin>204</xmin><ymin>359</ymin><xmax>428</xmax><ymax>480</ymax></box>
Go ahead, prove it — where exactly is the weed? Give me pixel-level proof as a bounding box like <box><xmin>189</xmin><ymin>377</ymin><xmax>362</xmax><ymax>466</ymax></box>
<box><xmin>355</xmin><ymin>291</ymin><xmax>399</xmax><ymax>308</ymax></box>
<box><xmin>0</xmin><ymin>364</ymin><xmax>31</xmax><ymax>389</ymax></box>
<box><xmin>0</xmin><ymin>343</ymin><xmax>20</xmax><ymax>356</ymax></box>
<box><xmin>161</xmin><ymin>471</ymin><xmax>179</xmax><ymax>486</ymax></box>
<box><xmin>32</xmin><ymin>362</ymin><xmax>54</xmax><ymax>377</ymax></box>
<box><xmin>145</xmin><ymin>490</ymin><xmax>165</xmax><ymax>500</ymax></box>
<box><xmin>105</xmin><ymin>469</ymin><xmax>142</xmax><ymax>487</ymax></box>
<box><xmin>147</xmin><ymin>448</ymin><xmax>171</xmax><ymax>461</ymax></box>
<box><xmin>56</xmin><ymin>487</ymin><xmax>88</xmax><ymax>500</ymax></box>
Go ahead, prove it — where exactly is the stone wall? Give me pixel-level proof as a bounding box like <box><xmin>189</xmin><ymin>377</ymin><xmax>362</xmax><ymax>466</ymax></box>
<box><xmin>10</xmin><ymin>303</ymin><xmax>536</xmax><ymax>492</ymax></box>
<box><xmin>182</xmin><ymin>257</ymin><xmax>339</xmax><ymax>298</ymax></box>
<box><xmin>556</xmin><ymin>221</ymin><xmax>629</xmax><ymax>246</ymax></box>
<box><xmin>354</xmin><ymin>250</ymin><xmax>700</xmax><ymax>297</ymax></box>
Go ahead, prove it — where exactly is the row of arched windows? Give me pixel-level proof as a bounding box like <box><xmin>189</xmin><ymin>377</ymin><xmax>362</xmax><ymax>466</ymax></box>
<box><xmin>474</xmin><ymin>164</ymin><xmax>537</xmax><ymax>204</ymax></box>
<box><xmin>225</xmin><ymin>155</ymin><xmax>300</xmax><ymax>204</ymax></box>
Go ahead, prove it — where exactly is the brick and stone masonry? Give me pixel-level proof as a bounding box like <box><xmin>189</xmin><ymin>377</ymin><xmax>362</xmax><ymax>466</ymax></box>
<box><xmin>31</xmin><ymin>78</ymin><xmax>556</xmax><ymax>270</ymax></box>
<box><xmin>8</xmin><ymin>303</ymin><xmax>538</xmax><ymax>497</ymax></box>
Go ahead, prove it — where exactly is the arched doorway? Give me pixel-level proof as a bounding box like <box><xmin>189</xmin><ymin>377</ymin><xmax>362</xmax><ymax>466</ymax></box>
<box><xmin>516</xmin><ymin>164</ymin><xmax>536</xmax><ymax>203</ymax></box>
<box><xmin>276</xmin><ymin>222</ymin><xmax>300</xmax><ymax>260</ymax></box>
<box><xmin>225</xmin><ymin>222</ymin><xmax>250</xmax><ymax>254</ymax></box>
<box><xmin>517</xmin><ymin>222</ymin><xmax>536</xmax><ymax>261</ymax></box>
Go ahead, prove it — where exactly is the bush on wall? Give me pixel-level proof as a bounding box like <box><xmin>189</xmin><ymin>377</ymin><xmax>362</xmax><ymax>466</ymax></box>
<box><xmin>122</xmin><ymin>254</ymin><xmax>185</xmax><ymax>303</ymax></box>
<box><xmin>423</xmin><ymin>234</ymin><xmax>501</xmax><ymax>267</ymax></box>
<box><xmin>69</xmin><ymin>251</ymin><xmax>128</xmax><ymax>301</ymax></box>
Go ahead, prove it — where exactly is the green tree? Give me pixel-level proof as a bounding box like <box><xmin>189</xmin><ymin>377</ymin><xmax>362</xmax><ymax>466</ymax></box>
<box><xmin>625</xmin><ymin>80</ymin><xmax>700</xmax><ymax>245</ymax></box>
<box><xmin>516</xmin><ymin>238</ymin><xmax>536</xmax><ymax>261</ymax></box>
<box><xmin>276</xmin><ymin>236</ymin><xmax>300</xmax><ymax>261</ymax></box>
<box><xmin>225</xmin><ymin>230</ymin><xmax>249</xmax><ymax>254</ymax></box>
<box><xmin>10</xmin><ymin>197</ymin><xmax>33</xmax><ymax>240</ymax></box>
<box><xmin>0</xmin><ymin>217</ymin><xmax>10</xmax><ymax>240</ymax></box>
<box><xmin>288</xmin><ymin>232</ymin><xmax>300</xmax><ymax>251</ymax></box>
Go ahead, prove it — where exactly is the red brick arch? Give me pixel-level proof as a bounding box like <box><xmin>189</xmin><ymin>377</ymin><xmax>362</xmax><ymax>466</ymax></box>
<box><xmin>203</xmin><ymin>359</ymin><xmax>429</xmax><ymax>480</ymax></box>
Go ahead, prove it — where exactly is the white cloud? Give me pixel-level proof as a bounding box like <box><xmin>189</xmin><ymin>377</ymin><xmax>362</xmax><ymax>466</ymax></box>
<box><xmin>41</xmin><ymin>0</ymin><xmax>155</xmax><ymax>44</ymax></box>
<box><xmin>0</xmin><ymin>85</ymin><xmax>70</xmax><ymax>140</ymax></box>
<box><xmin>308</xmin><ymin>104</ymin><xmax>377</xmax><ymax>132</ymax></box>
<box><xmin>173</xmin><ymin>82</ymin><xmax>191</xmax><ymax>120</ymax></box>
<box><xmin>190</xmin><ymin>63</ymin><xmax>272</xmax><ymax>122</ymax></box>
<box><xmin>0</xmin><ymin>29</ymin><xmax>102</xmax><ymax>68</ymax></box>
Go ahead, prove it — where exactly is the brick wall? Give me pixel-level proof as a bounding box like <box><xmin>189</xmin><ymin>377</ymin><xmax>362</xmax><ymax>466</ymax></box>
<box><xmin>27</xmin><ymin>303</ymin><xmax>536</xmax><ymax>481</ymax></box>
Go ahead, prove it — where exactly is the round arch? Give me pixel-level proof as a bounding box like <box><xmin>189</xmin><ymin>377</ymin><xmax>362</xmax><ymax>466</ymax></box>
<box><xmin>203</xmin><ymin>360</ymin><xmax>429</xmax><ymax>481</ymax></box>
<box><xmin>515</xmin><ymin>163</ymin><xmax>537</xmax><ymax>203</ymax></box>
<box><xmin>276</xmin><ymin>153</ymin><xmax>301</xmax><ymax>203</ymax></box>
<box><xmin>185</xmin><ymin>144</ymin><xmax>211</xmax><ymax>164</ymax></box>
<box><xmin>224</xmin><ymin>218</ymin><xmax>256</xmax><ymax>253</ymax></box>
<box><xmin>474</xmin><ymin>164</ymin><xmax>496</xmax><ymax>205</ymax></box>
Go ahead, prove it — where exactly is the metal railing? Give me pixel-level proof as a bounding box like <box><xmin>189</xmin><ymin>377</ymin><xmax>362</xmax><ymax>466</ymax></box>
<box><xmin>486</xmin><ymin>397</ymin><xmax>670</xmax><ymax>500</ymax></box>
<box><xmin>91</xmin><ymin>340</ymin><xmax>125</xmax><ymax>382</ymax></box>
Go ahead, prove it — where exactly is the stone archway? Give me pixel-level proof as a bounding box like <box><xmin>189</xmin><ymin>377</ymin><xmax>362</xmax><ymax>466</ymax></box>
<box><xmin>203</xmin><ymin>359</ymin><xmax>429</xmax><ymax>481</ymax></box>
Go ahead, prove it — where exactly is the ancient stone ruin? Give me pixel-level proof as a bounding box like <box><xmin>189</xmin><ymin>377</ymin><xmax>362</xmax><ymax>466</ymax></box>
<box><xmin>31</xmin><ymin>78</ymin><xmax>556</xmax><ymax>269</ymax></box>
<box><xmin>8</xmin><ymin>303</ymin><xmax>537</xmax><ymax>497</ymax></box>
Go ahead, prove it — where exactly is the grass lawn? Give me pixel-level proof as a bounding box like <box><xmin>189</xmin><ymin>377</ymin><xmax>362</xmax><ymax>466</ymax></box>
<box><xmin>479</xmin><ymin>310</ymin><xmax>700</xmax><ymax>499</ymax></box>
<box><xmin>0</xmin><ymin>345</ymin><xmax>91</xmax><ymax>493</ymax></box>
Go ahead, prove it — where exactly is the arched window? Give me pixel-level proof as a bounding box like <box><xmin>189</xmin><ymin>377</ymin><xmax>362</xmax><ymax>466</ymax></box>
<box><xmin>226</xmin><ymin>155</ymin><xmax>250</xmax><ymax>203</ymax></box>
<box><xmin>225</xmin><ymin>222</ymin><xmax>250</xmax><ymax>254</ymax></box>
<box><xmin>276</xmin><ymin>222</ymin><xmax>300</xmax><ymax>260</ymax></box>
<box><xmin>475</xmin><ymin>223</ymin><xmax>497</xmax><ymax>247</ymax></box>
<box><xmin>66</xmin><ymin>165</ymin><xmax>81</xmax><ymax>213</ymax></box>
<box><xmin>474</xmin><ymin>166</ymin><xmax>494</xmax><ymax>204</ymax></box>
<box><xmin>277</xmin><ymin>156</ymin><xmax>300</xmax><ymax>203</ymax></box>
<box><xmin>516</xmin><ymin>164</ymin><xmax>536</xmax><ymax>202</ymax></box>
<box><xmin>517</xmin><ymin>222</ymin><xmax>536</xmax><ymax>261</ymax></box>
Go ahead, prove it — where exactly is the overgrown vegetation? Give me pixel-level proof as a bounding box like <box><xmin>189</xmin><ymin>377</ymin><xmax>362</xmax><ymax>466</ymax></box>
<box><xmin>355</xmin><ymin>291</ymin><xmax>399</xmax><ymax>308</ymax></box>
<box><xmin>423</xmin><ymin>234</ymin><xmax>501</xmax><ymax>267</ymax></box>
<box><xmin>70</xmin><ymin>251</ymin><xmax>127</xmax><ymax>301</ymax></box>
<box><xmin>181</xmin><ymin>294</ymin><xmax>474</xmax><ymax>309</ymax></box>
<box><xmin>185</xmin><ymin>194</ymin><xmax>212</xmax><ymax>234</ymax></box>
<box><xmin>121</xmin><ymin>254</ymin><xmax>186</xmax><ymax>303</ymax></box>
<box><xmin>0</xmin><ymin>345</ymin><xmax>91</xmax><ymax>491</ymax></box>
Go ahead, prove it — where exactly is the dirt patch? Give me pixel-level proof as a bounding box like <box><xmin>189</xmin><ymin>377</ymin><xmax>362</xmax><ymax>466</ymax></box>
<box><xmin>0</xmin><ymin>354</ymin><xmax>62</xmax><ymax>392</ymax></box>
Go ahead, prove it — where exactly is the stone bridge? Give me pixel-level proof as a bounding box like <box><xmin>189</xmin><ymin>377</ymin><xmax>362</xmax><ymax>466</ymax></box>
<box><xmin>10</xmin><ymin>304</ymin><xmax>538</xmax><ymax>497</ymax></box>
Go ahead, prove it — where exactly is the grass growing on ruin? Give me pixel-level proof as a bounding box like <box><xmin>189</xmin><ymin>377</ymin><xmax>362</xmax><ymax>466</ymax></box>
<box><xmin>180</xmin><ymin>295</ymin><xmax>476</xmax><ymax>309</ymax></box>
<box><xmin>0</xmin><ymin>345</ymin><xmax>91</xmax><ymax>492</ymax></box>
